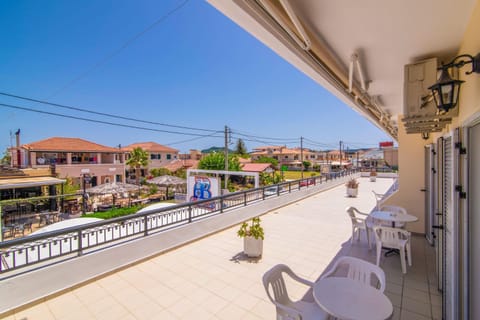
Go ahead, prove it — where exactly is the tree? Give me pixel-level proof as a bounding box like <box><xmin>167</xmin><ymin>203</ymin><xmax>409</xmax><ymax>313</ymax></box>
<box><xmin>126</xmin><ymin>147</ymin><xmax>149</xmax><ymax>185</ymax></box>
<box><xmin>234</xmin><ymin>139</ymin><xmax>248</xmax><ymax>157</ymax></box>
<box><xmin>303</xmin><ymin>160</ymin><xmax>311</xmax><ymax>171</ymax></box>
<box><xmin>254</xmin><ymin>156</ymin><xmax>278</xmax><ymax>167</ymax></box>
<box><xmin>198</xmin><ymin>152</ymin><xmax>241</xmax><ymax>171</ymax></box>
<box><xmin>149</xmin><ymin>168</ymin><xmax>171</xmax><ymax>177</ymax></box>
<box><xmin>1</xmin><ymin>149</ymin><xmax>11</xmax><ymax>165</ymax></box>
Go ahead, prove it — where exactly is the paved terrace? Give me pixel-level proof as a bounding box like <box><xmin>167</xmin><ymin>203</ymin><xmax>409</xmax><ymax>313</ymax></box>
<box><xmin>0</xmin><ymin>177</ymin><xmax>440</xmax><ymax>320</ymax></box>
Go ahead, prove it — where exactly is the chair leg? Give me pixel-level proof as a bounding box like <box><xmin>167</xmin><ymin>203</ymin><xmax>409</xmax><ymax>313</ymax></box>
<box><xmin>407</xmin><ymin>242</ymin><xmax>412</xmax><ymax>266</ymax></box>
<box><xmin>376</xmin><ymin>243</ymin><xmax>382</xmax><ymax>266</ymax></box>
<box><xmin>400</xmin><ymin>247</ymin><xmax>407</xmax><ymax>274</ymax></box>
<box><xmin>366</xmin><ymin>228</ymin><xmax>371</xmax><ymax>250</ymax></box>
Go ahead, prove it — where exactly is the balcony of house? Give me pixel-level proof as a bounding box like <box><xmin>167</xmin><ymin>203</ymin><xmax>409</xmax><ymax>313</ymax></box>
<box><xmin>0</xmin><ymin>176</ymin><xmax>440</xmax><ymax>319</ymax></box>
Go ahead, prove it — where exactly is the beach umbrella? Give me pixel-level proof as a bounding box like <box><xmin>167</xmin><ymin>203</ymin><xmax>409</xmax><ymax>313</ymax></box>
<box><xmin>147</xmin><ymin>175</ymin><xmax>186</xmax><ymax>199</ymax></box>
<box><xmin>86</xmin><ymin>182</ymin><xmax>139</xmax><ymax>206</ymax></box>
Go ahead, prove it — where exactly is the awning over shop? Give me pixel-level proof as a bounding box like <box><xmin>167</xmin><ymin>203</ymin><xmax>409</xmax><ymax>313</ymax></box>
<box><xmin>0</xmin><ymin>177</ymin><xmax>66</xmax><ymax>190</ymax></box>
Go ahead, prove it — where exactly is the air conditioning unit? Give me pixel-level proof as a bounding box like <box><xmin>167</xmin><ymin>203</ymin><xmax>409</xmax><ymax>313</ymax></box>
<box><xmin>404</xmin><ymin>57</ymin><xmax>438</xmax><ymax>117</ymax></box>
<box><xmin>403</xmin><ymin>58</ymin><xmax>457</xmax><ymax>134</ymax></box>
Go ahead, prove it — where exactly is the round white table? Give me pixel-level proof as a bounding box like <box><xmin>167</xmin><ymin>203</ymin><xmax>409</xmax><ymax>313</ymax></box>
<box><xmin>370</xmin><ymin>210</ymin><xmax>418</xmax><ymax>227</ymax></box>
<box><xmin>313</xmin><ymin>277</ymin><xmax>393</xmax><ymax>320</ymax></box>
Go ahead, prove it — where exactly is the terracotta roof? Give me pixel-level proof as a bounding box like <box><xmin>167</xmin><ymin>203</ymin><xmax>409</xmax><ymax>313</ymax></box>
<box><xmin>162</xmin><ymin>159</ymin><xmax>198</xmax><ymax>172</ymax></box>
<box><xmin>241</xmin><ymin>163</ymin><xmax>273</xmax><ymax>172</ymax></box>
<box><xmin>123</xmin><ymin>142</ymin><xmax>178</xmax><ymax>153</ymax></box>
<box><xmin>22</xmin><ymin>137</ymin><xmax>119</xmax><ymax>152</ymax></box>
<box><xmin>238</xmin><ymin>158</ymin><xmax>251</xmax><ymax>164</ymax></box>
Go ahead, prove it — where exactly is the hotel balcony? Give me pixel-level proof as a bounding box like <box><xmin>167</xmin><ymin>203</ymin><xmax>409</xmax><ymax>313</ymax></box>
<box><xmin>0</xmin><ymin>177</ymin><xmax>440</xmax><ymax>319</ymax></box>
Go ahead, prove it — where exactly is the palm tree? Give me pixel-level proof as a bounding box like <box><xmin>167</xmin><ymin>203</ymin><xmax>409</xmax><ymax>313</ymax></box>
<box><xmin>126</xmin><ymin>147</ymin><xmax>149</xmax><ymax>185</ymax></box>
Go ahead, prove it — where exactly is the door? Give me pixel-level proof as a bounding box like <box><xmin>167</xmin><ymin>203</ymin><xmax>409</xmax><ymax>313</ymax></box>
<box><xmin>442</xmin><ymin>133</ymin><xmax>459</xmax><ymax>320</ymax></box>
<box><xmin>436</xmin><ymin>138</ymin><xmax>444</xmax><ymax>293</ymax></box>
<box><xmin>467</xmin><ymin>121</ymin><xmax>480</xmax><ymax>319</ymax></box>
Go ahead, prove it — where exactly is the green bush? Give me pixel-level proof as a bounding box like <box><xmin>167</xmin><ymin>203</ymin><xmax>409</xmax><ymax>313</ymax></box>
<box><xmin>84</xmin><ymin>205</ymin><xmax>144</xmax><ymax>219</ymax></box>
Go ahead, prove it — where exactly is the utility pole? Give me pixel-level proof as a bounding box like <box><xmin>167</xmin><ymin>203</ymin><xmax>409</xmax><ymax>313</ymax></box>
<box><xmin>339</xmin><ymin>140</ymin><xmax>343</xmax><ymax>169</ymax></box>
<box><xmin>300</xmin><ymin>136</ymin><xmax>304</xmax><ymax>179</ymax></box>
<box><xmin>224</xmin><ymin>125</ymin><xmax>229</xmax><ymax>190</ymax></box>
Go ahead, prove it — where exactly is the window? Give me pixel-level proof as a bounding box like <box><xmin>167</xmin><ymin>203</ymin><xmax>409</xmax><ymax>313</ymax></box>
<box><xmin>166</xmin><ymin>154</ymin><xmax>171</xmax><ymax>160</ymax></box>
<box><xmin>150</xmin><ymin>154</ymin><xmax>161</xmax><ymax>160</ymax></box>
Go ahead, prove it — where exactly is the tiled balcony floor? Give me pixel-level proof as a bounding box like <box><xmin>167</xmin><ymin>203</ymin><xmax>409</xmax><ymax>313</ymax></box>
<box><xmin>3</xmin><ymin>177</ymin><xmax>440</xmax><ymax>320</ymax></box>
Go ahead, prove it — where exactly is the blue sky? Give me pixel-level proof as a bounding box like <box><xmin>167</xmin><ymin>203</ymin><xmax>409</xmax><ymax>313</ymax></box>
<box><xmin>0</xmin><ymin>0</ymin><xmax>391</xmax><ymax>154</ymax></box>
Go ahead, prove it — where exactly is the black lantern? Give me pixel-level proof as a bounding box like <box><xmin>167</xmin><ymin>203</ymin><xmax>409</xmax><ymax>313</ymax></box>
<box><xmin>428</xmin><ymin>53</ymin><xmax>480</xmax><ymax>113</ymax></box>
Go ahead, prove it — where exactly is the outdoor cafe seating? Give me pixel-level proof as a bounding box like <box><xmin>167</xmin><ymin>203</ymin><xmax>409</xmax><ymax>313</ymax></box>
<box><xmin>263</xmin><ymin>257</ymin><xmax>393</xmax><ymax>320</ymax></box>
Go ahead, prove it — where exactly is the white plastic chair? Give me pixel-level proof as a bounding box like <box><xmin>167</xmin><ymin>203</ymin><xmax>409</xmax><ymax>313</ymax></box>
<box><xmin>372</xmin><ymin>190</ymin><xmax>385</xmax><ymax>209</ymax></box>
<box><xmin>320</xmin><ymin>256</ymin><xmax>386</xmax><ymax>292</ymax></box>
<box><xmin>346</xmin><ymin>207</ymin><xmax>375</xmax><ymax>249</ymax></box>
<box><xmin>263</xmin><ymin>264</ymin><xmax>328</xmax><ymax>320</ymax></box>
<box><xmin>379</xmin><ymin>205</ymin><xmax>408</xmax><ymax>228</ymax></box>
<box><xmin>373</xmin><ymin>226</ymin><xmax>412</xmax><ymax>274</ymax></box>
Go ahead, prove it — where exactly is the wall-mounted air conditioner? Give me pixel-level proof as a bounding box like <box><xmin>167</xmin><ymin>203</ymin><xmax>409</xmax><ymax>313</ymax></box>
<box><xmin>403</xmin><ymin>58</ymin><xmax>458</xmax><ymax>134</ymax></box>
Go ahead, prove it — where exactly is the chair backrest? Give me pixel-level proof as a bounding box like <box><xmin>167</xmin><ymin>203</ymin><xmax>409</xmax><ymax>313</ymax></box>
<box><xmin>372</xmin><ymin>191</ymin><xmax>384</xmax><ymax>209</ymax></box>
<box><xmin>379</xmin><ymin>205</ymin><xmax>407</xmax><ymax>215</ymax></box>
<box><xmin>346</xmin><ymin>207</ymin><xmax>366</xmax><ymax>224</ymax></box>
<box><xmin>321</xmin><ymin>256</ymin><xmax>386</xmax><ymax>292</ymax></box>
<box><xmin>373</xmin><ymin>226</ymin><xmax>410</xmax><ymax>247</ymax></box>
<box><xmin>263</xmin><ymin>264</ymin><xmax>294</xmax><ymax>307</ymax></box>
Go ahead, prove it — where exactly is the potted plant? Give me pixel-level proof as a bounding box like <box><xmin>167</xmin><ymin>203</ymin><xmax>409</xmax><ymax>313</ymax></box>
<box><xmin>237</xmin><ymin>217</ymin><xmax>264</xmax><ymax>257</ymax></box>
<box><xmin>345</xmin><ymin>178</ymin><xmax>359</xmax><ymax>197</ymax></box>
<box><xmin>369</xmin><ymin>169</ymin><xmax>377</xmax><ymax>182</ymax></box>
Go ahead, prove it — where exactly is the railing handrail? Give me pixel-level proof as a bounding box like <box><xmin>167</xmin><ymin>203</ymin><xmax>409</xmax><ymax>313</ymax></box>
<box><xmin>0</xmin><ymin>169</ymin><xmax>359</xmax><ymax>273</ymax></box>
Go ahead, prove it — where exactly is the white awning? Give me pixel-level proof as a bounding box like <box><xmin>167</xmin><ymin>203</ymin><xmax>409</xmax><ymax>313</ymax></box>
<box><xmin>0</xmin><ymin>177</ymin><xmax>66</xmax><ymax>190</ymax></box>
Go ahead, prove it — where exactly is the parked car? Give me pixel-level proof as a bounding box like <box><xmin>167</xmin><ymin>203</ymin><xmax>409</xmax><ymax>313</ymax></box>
<box><xmin>264</xmin><ymin>185</ymin><xmax>280</xmax><ymax>196</ymax></box>
<box><xmin>300</xmin><ymin>178</ymin><xmax>316</xmax><ymax>187</ymax></box>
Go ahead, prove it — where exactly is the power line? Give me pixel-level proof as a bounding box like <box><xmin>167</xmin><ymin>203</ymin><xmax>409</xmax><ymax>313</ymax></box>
<box><xmin>46</xmin><ymin>0</ymin><xmax>190</xmax><ymax>99</ymax></box>
<box><xmin>231</xmin><ymin>129</ymin><xmax>298</xmax><ymax>142</ymax></box>
<box><xmin>166</xmin><ymin>130</ymin><xmax>223</xmax><ymax>146</ymax></box>
<box><xmin>0</xmin><ymin>91</ymin><xmax>217</xmax><ymax>133</ymax></box>
<box><xmin>0</xmin><ymin>102</ymin><xmax>223</xmax><ymax>138</ymax></box>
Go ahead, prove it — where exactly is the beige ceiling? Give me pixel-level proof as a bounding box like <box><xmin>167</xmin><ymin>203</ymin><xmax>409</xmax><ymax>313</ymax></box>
<box><xmin>208</xmin><ymin>0</ymin><xmax>476</xmax><ymax>140</ymax></box>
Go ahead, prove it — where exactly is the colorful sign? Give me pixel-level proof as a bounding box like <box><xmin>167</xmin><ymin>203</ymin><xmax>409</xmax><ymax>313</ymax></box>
<box><xmin>187</xmin><ymin>176</ymin><xmax>219</xmax><ymax>209</ymax></box>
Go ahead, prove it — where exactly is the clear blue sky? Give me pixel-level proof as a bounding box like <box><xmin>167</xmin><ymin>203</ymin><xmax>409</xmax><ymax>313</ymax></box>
<box><xmin>0</xmin><ymin>0</ymin><xmax>392</xmax><ymax>154</ymax></box>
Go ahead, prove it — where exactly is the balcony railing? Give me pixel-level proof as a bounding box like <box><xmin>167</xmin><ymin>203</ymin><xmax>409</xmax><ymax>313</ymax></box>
<box><xmin>0</xmin><ymin>169</ymin><xmax>359</xmax><ymax>273</ymax></box>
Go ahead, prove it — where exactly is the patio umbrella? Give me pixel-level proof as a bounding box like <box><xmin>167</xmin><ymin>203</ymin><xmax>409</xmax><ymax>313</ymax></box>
<box><xmin>147</xmin><ymin>175</ymin><xmax>186</xmax><ymax>199</ymax></box>
<box><xmin>86</xmin><ymin>182</ymin><xmax>139</xmax><ymax>207</ymax></box>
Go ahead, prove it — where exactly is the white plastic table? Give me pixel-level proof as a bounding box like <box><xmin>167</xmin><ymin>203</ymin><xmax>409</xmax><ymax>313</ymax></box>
<box><xmin>370</xmin><ymin>210</ymin><xmax>418</xmax><ymax>228</ymax></box>
<box><xmin>313</xmin><ymin>277</ymin><xmax>393</xmax><ymax>320</ymax></box>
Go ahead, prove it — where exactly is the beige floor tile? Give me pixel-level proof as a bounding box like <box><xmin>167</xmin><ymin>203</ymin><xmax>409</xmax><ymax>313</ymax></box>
<box><xmin>401</xmin><ymin>309</ymin><xmax>432</xmax><ymax>320</ymax></box>
<box><xmin>403</xmin><ymin>287</ymin><xmax>430</xmax><ymax>303</ymax></box>
<box><xmin>215</xmin><ymin>303</ymin><xmax>249</xmax><ymax>320</ymax></box>
<box><xmin>385</xmin><ymin>291</ymin><xmax>402</xmax><ymax>308</ymax></box>
<box><xmin>46</xmin><ymin>292</ymin><xmax>85</xmax><ymax>319</ymax></box>
<box><xmin>402</xmin><ymin>297</ymin><xmax>432</xmax><ymax>317</ymax></box>
<box><xmin>13</xmin><ymin>302</ymin><xmax>55</xmax><ymax>320</ymax></box>
<box><xmin>200</xmin><ymin>294</ymin><xmax>229</xmax><ymax>315</ymax></box>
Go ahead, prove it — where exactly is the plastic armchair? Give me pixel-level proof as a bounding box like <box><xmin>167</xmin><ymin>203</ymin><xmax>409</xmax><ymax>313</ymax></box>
<box><xmin>373</xmin><ymin>226</ymin><xmax>412</xmax><ymax>274</ymax></box>
<box><xmin>320</xmin><ymin>256</ymin><xmax>386</xmax><ymax>292</ymax></box>
<box><xmin>372</xmin><ymin>190</ymin><xmax>385</xmax><ymax>209</ymax></box>
<box><xmin>263</xmin><ymin>264</ymin><xmax>328</xmax><ymax>320</ymax></box>
<box><xmin>379</xmin><ymin>205</ymin><xmax>408</xmax><ymax>228</ymax></box>
<box><xmin>346</xmin><ymin>206</ymin><xmax>375</xmax><ymax>249</ymax></box>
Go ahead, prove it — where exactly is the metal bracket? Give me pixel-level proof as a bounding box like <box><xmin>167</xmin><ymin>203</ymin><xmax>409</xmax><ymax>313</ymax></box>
<box><xmin>455</xmin><ymin>185</ymin><xmax>467</xmax><ymax>199</ymax></box>
<box><xmin>455</xmin><ymin>142</ymin><xmax>467</xmax><ymax>154</ymax></box>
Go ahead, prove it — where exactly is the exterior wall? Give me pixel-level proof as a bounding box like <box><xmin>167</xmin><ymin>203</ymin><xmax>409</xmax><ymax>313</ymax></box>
<box><xmin>382</xmin><ymin>120</ymin><xmax>426</xmax><ymax>234</ymax></box>
<box><xmin>55</xmin><ymin>163</ymin><xmax>125</xmax><ymax>184</ymax></box>
<box><xmin>383</xmin><ymin>148</ymin><xmax>399</xmax><ymax>167</ymax></box>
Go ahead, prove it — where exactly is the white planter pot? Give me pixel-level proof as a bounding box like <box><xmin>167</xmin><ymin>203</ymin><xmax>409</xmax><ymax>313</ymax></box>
<box><xmin>370</xmin><ymin>176</ymin><xmax>377</xmax><ymax>182</ymax></box>
<box><xmin>346</xmin><ymin>187</ymin><xmax>358</xmax><ymax>197</ymax></box>
<box><xmin>244</xmin><ymin>236</ymin><xmax>263</xmax><ymax>257</ymax></box>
